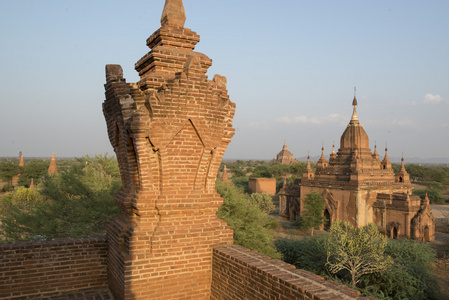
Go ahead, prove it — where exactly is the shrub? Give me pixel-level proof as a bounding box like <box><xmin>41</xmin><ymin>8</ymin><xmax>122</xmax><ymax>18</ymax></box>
<box><xmin>216</xmin><ymin>180</ymin><xmax>280</xmax><ymax>259</ymax></box>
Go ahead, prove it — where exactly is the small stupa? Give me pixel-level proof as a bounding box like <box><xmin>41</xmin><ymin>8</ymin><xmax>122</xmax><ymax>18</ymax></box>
<box><xmin>48</xmin><ymin>153</ymin><xmax>58</xmax><ymax>175</ymax></box>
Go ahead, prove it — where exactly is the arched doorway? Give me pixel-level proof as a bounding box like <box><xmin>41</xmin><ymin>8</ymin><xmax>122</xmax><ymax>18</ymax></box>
<box><xmin>324</xmin><ymin>209</ymin><xmax>331</xmax><ymax>230</ymax></box>
<box><xmin>392</xmin><ymin>227</ymin><xmax>398</xmax><ymax>239</ymax></box>
<box><xmin>424</xmin><ymin>226</ymin><xmax>430</xmax><ymax>242</ymax></box>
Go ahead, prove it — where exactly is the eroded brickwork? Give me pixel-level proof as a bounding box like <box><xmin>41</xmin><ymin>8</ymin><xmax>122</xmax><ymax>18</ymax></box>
<box><xmin>0</xmin><ymin>237</ymin><xmax>108</xmax><ymax>300</ymax></box>
<box><xmin>211</xmin><ymin>245</ymin><xmax>369</xmax><ymax>300</ymax></box>
<box><xmin>249</xmin><ymin>178</ymin><xmax>277</xmax><ymax>196</ymax></box>
<box><xmin>102</xmin><ymin>0</ymin><xmax>235</xmax><ymax>298</ymax></box>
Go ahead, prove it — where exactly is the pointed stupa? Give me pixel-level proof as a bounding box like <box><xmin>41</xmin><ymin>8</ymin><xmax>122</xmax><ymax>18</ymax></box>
<box><xmin>306</xmin><ymin>155</ymin><xmax>312</xmax><ymax>171</ymax></box>
<box><xmin>222</xmin><ymin>165</ymin><xmax>229</xmax><ymax>181</ymax></box>
<box><xmin>351</xmin><ymin>94</ymin><xmax>358</xmax><ymax>121</ymax></box>
<box><xmin>161</xmin><ymin>0</ymin><xmax>186</xmax><ymax>27</ymax></box>
<box><xmin>19</xmin><ymin>154</ymin><xmax>25</xmax><ymax>167</ymax></box>
<box><xmin>18</xmin><ymin>151</ymin><xmax>22</xmax><ymax>160</ymax></box>
<box><xmin>424</xmin><ymin>190</ymin><xmax>430</xmax><ymax>206</ymax></box>
<box><xmin>340</xmin><ymin>93</ymin><xmax>369</xmax><ymax>150</ymax></box>
<box><xmin>48</xmin><ymin>153</ymin><xmax>58</xmax><ymax>175</ymax></box>
<box><xmin>395</xmin><ymin>155</ymin><xmax>410</xmax><ymax>183</ymax></box>
<box><xmin>29</xmin><ymin>178</ymin><xmax>35</xmax><ymax>190</ymax></box>
<box><xmin>381</xmin><ymin>147</ymin><xmax>392</xmax><ymax>169</ymax></box>
<box><xmin>303</xmin><ymin>155</ymin><xmax>315</xmax><ymax>181</ymax></box>
<box><xmin>317</xmin><ymin>146</ymin><xmax>328</xmax><ymax>169</ymax></box>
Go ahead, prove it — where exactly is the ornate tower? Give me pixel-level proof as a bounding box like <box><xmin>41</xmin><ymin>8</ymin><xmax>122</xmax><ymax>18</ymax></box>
<box><xmin>102</xmin><ymin>0</ymin><xmax>235</xmax><ymax>298</ymax></box>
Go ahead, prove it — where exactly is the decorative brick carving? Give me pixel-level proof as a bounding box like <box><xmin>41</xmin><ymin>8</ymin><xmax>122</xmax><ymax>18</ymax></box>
<box><xmin>102</xmin><ymin>0</ymin><xmax>235</xmax><ymax>298</ymax></box>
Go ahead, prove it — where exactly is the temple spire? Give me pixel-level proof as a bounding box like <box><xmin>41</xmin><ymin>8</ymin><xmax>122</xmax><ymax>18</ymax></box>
<box><xmin>48</xmin><ymin>153</ymin><xmax>58</xmax><ymax>175</ymax></box>
<box><xmin>29</xmin><ymin>178</ymin><xmax>35</xmax><ymax>190</ymax></box>
<box><xmin>161</xmin><ymin>0</ymin><xmax>186</xmax><ymax>27</ymax></box>
<box><xmin>306</xmin><ymin>155</ymin><xmax>312</xmax><ymax>170</ymax></box>
<box><xmin>351</xmin><ymin>87</ymin><xmax>358</xmax><ymax>121</ymax></box>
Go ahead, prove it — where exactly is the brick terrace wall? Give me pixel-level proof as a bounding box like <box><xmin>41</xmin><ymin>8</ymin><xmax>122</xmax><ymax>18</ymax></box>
<box><xmin>212</xmin><ymin>245</ymin><xmax>369</xmax><ymax>300</ymax></box>
<box><xmin>0</xmin><ymin>236</ymin><xmax>108</xmax><ymax>299</ymax></box>
<box><xmin>249</xmin><ymin>178</ymin><xmax>277</xmax><ymax>196</ymax></box>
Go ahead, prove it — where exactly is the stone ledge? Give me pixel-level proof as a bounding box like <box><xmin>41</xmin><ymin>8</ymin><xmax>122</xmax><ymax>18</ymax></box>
<box><xmin>212</xmin><ymin>244</ymin><xmax>375</xmax><ymax>300</ymax></box>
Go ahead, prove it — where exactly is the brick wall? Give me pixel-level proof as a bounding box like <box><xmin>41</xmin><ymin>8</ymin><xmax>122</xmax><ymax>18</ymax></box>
<box><xmin>249</xmin><ymin>178</ymin><xmax>277</xmax><ymax>196</ymax></box>
<box><xmin>212</xmin><ymin>245</ymin><xmax>368</xmax><ymax>300</ymax></box>
<box><xmin>0</xmin><ymin>236</ymin><xmax>108</xmax><ymax>299</ymax></box>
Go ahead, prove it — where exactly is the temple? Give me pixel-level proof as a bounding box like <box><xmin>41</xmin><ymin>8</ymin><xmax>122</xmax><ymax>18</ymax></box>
<box><xmin>274</xmin><ymin>141</ymin><xmax>298</xmax><ymax>164</ymax></box>
<box><xmin>279</xmin><ymin>96</ymin><xmax>435</xmax><ymax>241</ymax></box>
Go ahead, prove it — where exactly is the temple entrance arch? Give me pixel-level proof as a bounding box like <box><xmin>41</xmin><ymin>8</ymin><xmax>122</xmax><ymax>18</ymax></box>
<box><xmin>392</xmin><ymin>227</ymin><xmax>398</xmax><ymax>239</ymax></box>
<box><xmin>324</xmin><ymin>209</ymin><xmax>331</xmax><ymax>230</ymax></box>
<box><xmin>424</xmin><ymin>225</ymin><xmax>430</xmax><ymax>242</ymax></box>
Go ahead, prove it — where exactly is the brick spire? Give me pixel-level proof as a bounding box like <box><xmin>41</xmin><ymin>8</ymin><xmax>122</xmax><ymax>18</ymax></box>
<box><xmin>222</xmin><ymin>165</ymin><xmax>229</xmax><ymax>181</ymax></box>
<box><xmin>29</xmin><ymin>178</ymin><xmax>35</xmax><ymax>190</ymax></box>
<box><xmin>48</xmin><ymin>153</ymin><xmax>58</xmax><ymax>175</ymax></box>
<box><xmin>161</xmin><ymin>0</ymin><xmax>186</xmax><ymax>27</ymax></box>
<box><xmin>19</xmin><ymin>154</ymin><xmax>25</xmax><ymax>167</ymax></box>
<box><xmin>103</xmin><ymin>0</ymin><xmax>235</xmax><ymax>298</ymax></box>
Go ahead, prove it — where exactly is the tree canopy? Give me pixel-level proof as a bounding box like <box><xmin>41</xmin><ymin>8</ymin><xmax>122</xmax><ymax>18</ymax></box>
<box><xmin>215</xmin><ymin>180</ymin><xmax>280</xmax><ymax>258</ymax></box>
<box><xmin>0</xmin><ymin>154</ymin><xmax>120</xmax><ymax>243</ymax></box>
<box><xmin>326</xmin><ymin>221</ymin><xmax>393</xmax><ymax>287</ymax></box>
<box><xmin>299</xmin><ymin>191</ymin><xmax>327</xmax><ymax>236</ymax></box>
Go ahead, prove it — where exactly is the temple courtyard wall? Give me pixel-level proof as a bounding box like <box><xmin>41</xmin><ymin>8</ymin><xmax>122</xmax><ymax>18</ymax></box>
<box><xmin>0</xmin><ymin>237</ymin><xmax>367</xmax><ymax>300</ymax></box>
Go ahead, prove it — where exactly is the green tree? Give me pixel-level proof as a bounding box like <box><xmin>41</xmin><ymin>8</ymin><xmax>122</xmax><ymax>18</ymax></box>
<box><xmin>250</xmin><ymin>193</ymin><xmax>275</xmax><ymax>214</ymax></box>
<box><xmin>360</xmin><ymin>239</ymin><xmax>440</xmax><ymax>300</ymax></box>
<box><xmin>326</xmin><ymin>221</ymin><xmax>392</xmax><ymax>287</ymax></box>
<box><xmin>0</xmin><ymin>187</ymin><xmax>46</xmax><ymax>242</ymax></box>
<box><xmin>231</xmin><ymin>168</ymin><xmax>246</xmax><ymax>177</ymax></box>
<box><xmin>216</xmin><ymin>180</ymin><xmax>280</xmax><ymax>258</ymax></box>
<box><xmin>250</xmin><ymin>165</ymin><xmax>272</xmax><ymax>178</ymax></box>
<box><xmin>0</xmin><ymin>161</ymin><xmax>20</xmax><ymax>186</ymax></box>
<box><xmin>413</xmin><ymin>188</ymin><xmax>445</xmax><ymax>204</ymax></box>
<box><xmin>300</xmin><ymin>191</ymin><xmax>327</xmax><ymax>236</ymax></box>
<box><xmin>0</xmin><ymin>154</ymin><xmax>120</xmax><ymax>243</ymax></box>
<box><xmin>275</xmin><ymin>236</ymin><xmax>328</xmax><ymax>274</ymax></box>
<box><xmin>18</xmin><ymin>160</ymin><xmax>49</xmax><ymax>187</ymax></box>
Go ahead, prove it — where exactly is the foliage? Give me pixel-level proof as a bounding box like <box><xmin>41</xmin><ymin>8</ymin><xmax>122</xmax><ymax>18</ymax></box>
<box><xmin>413</xmin><ymin>188</ymin><xmax>446</xmax><ymax>204</ymax></box>
<box><xmin>250</xmin><ymin>165</ymin><xmax>273</xmax><ymax>178</ymax></box>
<box><xmin>0</xmin><ymin>161</ymin><xmax>20</xmax><ymax>185</ymax></box>
<box><xmin>0</xmin><ymin>187</ymin><xmax>46</xmax><ymax>241</ymax></box>
<box><xmin>216</xmin><ymin>180</ymin><xmax>281</xmax><ymax>259</ymax></box>
<box><xmin>230</xmin><ymin>176</ymin><xmax>250</xmax><ymax>194</ymax></box>
<box><xmin>276</xmin><ymin>226</ymin><xmax>440</xmax><ymax>299</ymax></box>
<box><xmin>18</xmin><ymin>160</ymin><xmax>49</xmax><ymax>187</ymax></box>
<box><xmin>0</xmin><ymin>154</ymin><xmax>120</xmax><ymax>243</ymax></box>
<box><xmin>326</xmin><ymin>221</ymin><xmax>392</xmax><ymax>287</ymax></box>
<box><xmin>1</xmin><ymin>185</ymin><xmax>14</xmax><ymax>192</ymax></box>
<box><xmin>275</xmin><ymin>236</ymin><xmax>328</xmax><ymax>274</ymax></box>
<box><xmin>231</xmin><ymin>167</ymin><xmax>246</xmax><ymax>177</ymax></box>
<box><xmin>359</xmin><ymin>240</ymin><xmax>440</xmax><ymax>300</ymax></box>
<box><xmin>299</xmin><ymin>191</ymin><xmax>327</xmax><ymax>236</ymax></box>
<box><xmin>250</xmin><ymin>193</ymin><xmax>275</xmax><ymax>214</ymax></box>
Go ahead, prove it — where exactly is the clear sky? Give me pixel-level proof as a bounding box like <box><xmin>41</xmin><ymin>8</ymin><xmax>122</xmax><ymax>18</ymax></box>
<box><xmin>1</xmin><ymin>0</ymin><xmax>448</xmax><ymax>161</ymax></box>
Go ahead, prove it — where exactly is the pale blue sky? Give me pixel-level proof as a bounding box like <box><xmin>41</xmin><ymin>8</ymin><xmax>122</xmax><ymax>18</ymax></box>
<box><xmin>1</xmin><ymin>0</ymin><xmax>448</xmax><ymax>161</ymax></box>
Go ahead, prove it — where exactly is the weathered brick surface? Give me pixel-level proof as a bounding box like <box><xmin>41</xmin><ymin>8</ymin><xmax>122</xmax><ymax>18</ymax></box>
<box><xmin>103</xmin><ymin>0</ymin><xmax>235</xmax><ymax>298</ymax></box>
<box><xmin>0</xmin><ymin>237</ymin><xmax>108</xmax><ymax>300</ymax></box>
<box><xmin>249</xmin><ymin>178</ymin><xmax>277</xmax><ymax>196</ymax></box>
<box><xmin>211</xmin><ymin>245</ymin><xmax>368</xmax><ymax>300</ymax></box>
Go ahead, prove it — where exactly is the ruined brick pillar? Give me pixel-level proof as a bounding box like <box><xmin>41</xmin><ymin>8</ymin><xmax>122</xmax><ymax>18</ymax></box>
<box><xmin>102</xmin><ymin>0</ymin><xmax>235</xmax><ymax>299</ymax></box>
